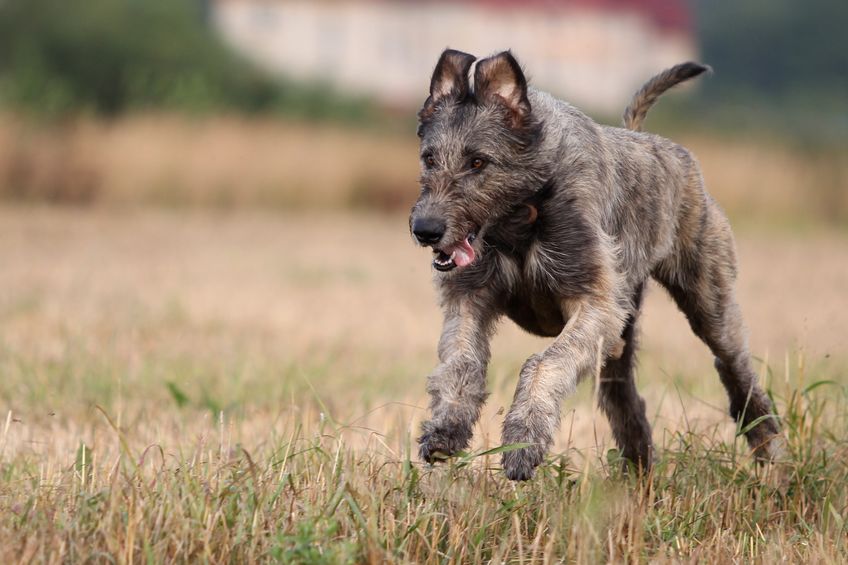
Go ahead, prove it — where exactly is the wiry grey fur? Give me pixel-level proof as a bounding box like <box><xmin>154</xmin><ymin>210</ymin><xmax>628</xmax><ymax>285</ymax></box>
<box><xmin>410</xmin><ymin>49</ymin><xmax>782</xmax><ymax>481</ymax></box>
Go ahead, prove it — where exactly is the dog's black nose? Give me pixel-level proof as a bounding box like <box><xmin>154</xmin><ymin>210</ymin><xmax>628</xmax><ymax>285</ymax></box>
<box><xmin>412</xmin><ymin>217</ymin><xmax>446</xmax><ymax>245</ymax></box>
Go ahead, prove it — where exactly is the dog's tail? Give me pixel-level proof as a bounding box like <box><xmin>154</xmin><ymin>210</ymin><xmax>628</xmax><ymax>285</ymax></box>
<box><xmin>622</xmin><ymin>62</ymin><xmax>710</xmax><ymax>131</ymax></box>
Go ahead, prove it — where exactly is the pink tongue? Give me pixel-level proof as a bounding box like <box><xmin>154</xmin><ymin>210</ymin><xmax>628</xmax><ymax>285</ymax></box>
<box><xmin>452</xmin><ymin>237</ymin><xmax>476</xmax><ymax>267</ymax></box>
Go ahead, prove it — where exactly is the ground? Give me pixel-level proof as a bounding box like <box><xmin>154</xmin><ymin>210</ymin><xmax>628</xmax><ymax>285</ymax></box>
<box><xmin>0</xmin><ymin>207</ymin><xmax>846</xmax><ymax>562</ymax></box>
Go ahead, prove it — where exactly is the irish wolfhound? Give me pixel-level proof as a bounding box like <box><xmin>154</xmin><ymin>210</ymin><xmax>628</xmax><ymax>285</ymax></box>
<box><xmin>410</xmin><ymin>49</ymin><xmax>782</xmax><ymax>480</ymax></box>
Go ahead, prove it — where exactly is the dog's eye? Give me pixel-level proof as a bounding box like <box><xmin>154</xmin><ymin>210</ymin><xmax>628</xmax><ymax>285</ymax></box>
<box><xmin>424</xmin><ymin>155</ymin><xmax>436</xmax><ymax>169</ymax></box>
<box><xmin>470</xmin><ymin>158</ymin><xmax>486</xmax><ymax>171</ymax></box>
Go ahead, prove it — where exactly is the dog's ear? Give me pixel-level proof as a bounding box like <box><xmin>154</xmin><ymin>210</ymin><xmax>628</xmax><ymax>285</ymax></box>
<box><xmin>429</xmin><ymin>49</ymin><xmax>476</xmax><ymax>101</ymax></box>
<box><xmin>474</xmin><ymin>51</ymin><xmax>531</xmax><ymax>125</ymax></box>
<box><xmin>419</xmin><ymin>49</ymin><xmax>476</xmax><ymax>129</ymax></box>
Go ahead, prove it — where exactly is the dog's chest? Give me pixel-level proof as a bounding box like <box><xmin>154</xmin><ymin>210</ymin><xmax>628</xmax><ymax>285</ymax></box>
<box><xmin>502</xmin><ymin>283</ymin><xmax>565</xmax><ymax>338</ymax></box>
<box><xmin>485</xmin><ymin>233</ymin><xmax>566</xmax><ymax>338</ymax></box>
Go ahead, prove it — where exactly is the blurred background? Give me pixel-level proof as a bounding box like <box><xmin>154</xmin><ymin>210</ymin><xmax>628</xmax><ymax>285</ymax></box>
<box><xmin>0</xmin><ymin>0</ymin><xmax>846</xmax><ymax>455</ymax></box>
<box><xmin>0</xmin><ymin>0</ymin><xmax>845</xmax><ymax>219</ymax></box>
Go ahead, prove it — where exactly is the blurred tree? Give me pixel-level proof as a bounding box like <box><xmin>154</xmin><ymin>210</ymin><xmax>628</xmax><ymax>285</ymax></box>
<box><xmin>0</xmin><ymin>0</ymin><xmax>371</xmax><ymax>119</ymax></box>
<box><xmin>694</xmin><ymin>0</ymin><xmax>848</xmax><ymax>141</ymax></box>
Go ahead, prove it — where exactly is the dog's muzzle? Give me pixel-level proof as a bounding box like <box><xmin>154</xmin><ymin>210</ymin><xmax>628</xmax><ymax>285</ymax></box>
<box><xmin>432</xmin><ymin>232</ymin><xmax>477</xmax><ymax>271</ymax></box>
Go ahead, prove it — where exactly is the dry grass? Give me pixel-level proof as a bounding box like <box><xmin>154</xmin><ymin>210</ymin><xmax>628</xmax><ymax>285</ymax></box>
<box><xmin>0</xmin><ymin>115</ymin><xmax>415</xmax><ymax>210</ymax></box>
<box><xmin>0</xmin><ymin>207</ymin><xmax>846</xmax><ymax>562</ymax></box>
<box><xmin>676</xmin><ymin>133</ymin><xmax>848</xmax><ymax>228</ymax></box>
<box><xmin>1</xmin><ymin>114</ymin><xmax>846</xmax><ymax>225</ymax></box>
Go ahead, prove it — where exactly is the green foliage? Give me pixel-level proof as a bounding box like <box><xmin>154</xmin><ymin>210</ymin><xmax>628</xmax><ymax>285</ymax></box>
<box><xmin>697</xmin><ymin>0</ymin><xmax>848</xmax><ymax>97</ymax></box>
<box><xmin>692</xmin><ymin>0</ymin><xmax>848</xmax><ymax>142</ymax></box>
<box><xmin>73</xmin><ymin>441</ymin><xmax>93</xmax><ymax>483</ymax></box>
<box><xmin>0</xmin><ymin>0</ymin><xmax>372</xmax><ymax>119</ymax></box>
<box><xmin>165</xmin><ymin>381</ymin><xmax>190</xmax><ymax>408</ymax></box>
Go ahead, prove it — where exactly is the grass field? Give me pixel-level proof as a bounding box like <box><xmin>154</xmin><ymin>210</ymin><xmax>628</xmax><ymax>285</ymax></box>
<box><xmin>0</xmin><ymin>207</ymin><xmax>846</xmax><ymax>562</ymax></box>
<box><xmin>2</xmin><ymin>114</ymin><xmax>846</xmax><ymax>227</ymax></box>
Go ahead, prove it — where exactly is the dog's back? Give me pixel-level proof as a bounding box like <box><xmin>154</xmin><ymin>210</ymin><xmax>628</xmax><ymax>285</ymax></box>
<box><xmin>525</xmin><ymin>81</ymin><xmax>707</xmax><ymax>289</ymax></box>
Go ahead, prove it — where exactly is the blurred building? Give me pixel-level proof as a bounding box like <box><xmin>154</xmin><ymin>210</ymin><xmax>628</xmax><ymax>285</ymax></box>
<box><xmin>212</xmin><ymin>0</ymin><xmax>696</xmax><ymax>115</ymax></box>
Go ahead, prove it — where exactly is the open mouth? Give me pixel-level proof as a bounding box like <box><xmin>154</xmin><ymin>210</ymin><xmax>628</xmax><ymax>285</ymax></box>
<box><xmin>432</xmin><ymin>233</ymin><xmax>477</xmax><ymax>272</ymax></box>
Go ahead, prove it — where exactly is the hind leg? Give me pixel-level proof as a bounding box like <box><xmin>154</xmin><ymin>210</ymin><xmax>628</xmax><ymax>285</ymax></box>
<box><xmin>655</xmin><ymin>205</ymin><xmax>782</xmax><ymax>460</ymax></box>
<box><xmin>599</xmin><ymin>283</ymin><xmax>654</xmax><ymax>471</ymax></box>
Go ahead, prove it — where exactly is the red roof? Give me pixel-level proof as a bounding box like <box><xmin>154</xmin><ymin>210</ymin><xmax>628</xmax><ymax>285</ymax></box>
<box><xmin>468</xmin><ymin>0</ymin><xmax>692</xmax><ymax>33</ymax></box>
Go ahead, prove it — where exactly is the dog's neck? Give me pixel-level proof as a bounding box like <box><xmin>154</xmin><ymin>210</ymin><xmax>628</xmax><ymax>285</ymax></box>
<box><xmin>483</xmin><ymin>179</ymin><xmax>555</xmax><ymax>256</ymax></box>
<box><xmin>521</xmin><ymin>179</ymin><xmax>556</xmax><ymax>225</ymax></box>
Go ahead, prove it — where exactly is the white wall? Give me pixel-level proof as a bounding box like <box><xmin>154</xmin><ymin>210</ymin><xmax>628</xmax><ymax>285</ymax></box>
<box><xmin>213</xmin><ymin>0</ymin><xmax>696</xmax><ymax>115</ymax></box>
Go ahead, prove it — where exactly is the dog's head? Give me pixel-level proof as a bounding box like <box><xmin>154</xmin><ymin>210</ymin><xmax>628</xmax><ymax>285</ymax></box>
<box><xmin>410</xmin><ymin>49</ymin><xmax>545</xmax><ymax>272</ymax></box>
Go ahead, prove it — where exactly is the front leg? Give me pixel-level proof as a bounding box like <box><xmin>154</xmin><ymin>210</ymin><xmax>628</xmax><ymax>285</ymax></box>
<box><xmin>419</xmin><ymin>292</ymin><xmax>499</xmax><ymax>463</ymax></box>
<box><xmin>502</xmin><ymin>296</ymin><xmax>626</xmax><ymax>480</ymax></box>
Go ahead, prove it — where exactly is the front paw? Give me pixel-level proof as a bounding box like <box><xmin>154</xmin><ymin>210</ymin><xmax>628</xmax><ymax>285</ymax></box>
<box><xmin>418</xmin><ymin>421</ymin><xmax>472</xmax><ymax>463</ymax></box>
<box><xmin>501</xmin><ymin>444</ymin><xmax>545</xmax><ymax>481</ymax></box>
